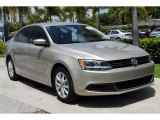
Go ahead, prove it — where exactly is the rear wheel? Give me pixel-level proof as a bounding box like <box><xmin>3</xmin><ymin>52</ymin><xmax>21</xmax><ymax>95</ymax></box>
<box><xmin>7</xmin><ymin>58</ymin><xmax>20</xmax><ymax>81</ymax></box>
<box><xmin>116</xmin><ymin>37</ymin><xmax>121</xmax><ymax>41</ymax></box>
<box><xmin>53</xmin><ymin>67</ymin><xmax>77</xmax><ymax>103</ymax></box>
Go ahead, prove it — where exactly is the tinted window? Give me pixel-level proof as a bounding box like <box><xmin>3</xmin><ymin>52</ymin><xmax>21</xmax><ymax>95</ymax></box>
<box><xmin>14</xmin><ymin>27</ymin><xmax>31</xmax><ymax>43</ymax></box>
<box><xmin>29</xmin><ymin>26</ymin><xmax>48</xmax><ymax>43</ymax></box>
<box><xmin>105</xmin><ymin>31</ymin><xmax>110</xmax><ymax>35</ymax></box>
<box><xmin>111</xmin><ymin>31</ymin><xmax>119</xmax><ymax>34</ymax></box>
<box><xmin>155</xmin><ymin>28</ymin><xmax>160</xmax><ymax>31</ymax></box>
<box><xmin>120</xmin><ymin>30</ymin><xmax>127</xmax><ymax>33</ymax></box>
<box><xmin>46</xmin><ymin>25</ymin><xmax>109</xmax><ymax>44</ymax></box>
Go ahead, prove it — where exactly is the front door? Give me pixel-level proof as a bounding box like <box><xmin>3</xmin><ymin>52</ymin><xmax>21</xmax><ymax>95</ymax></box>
<box><xmin>26</xmin><ymin>26</ymin><xmax>51</xmax><ymax>83</ymax></box>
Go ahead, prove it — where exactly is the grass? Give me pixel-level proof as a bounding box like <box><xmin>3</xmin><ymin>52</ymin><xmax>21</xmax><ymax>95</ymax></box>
<box><xmin>154</xmin><ymin>64</ymin><xmax>160</xmax><ymax>78</ymax></box>
<box><xmin>0</xmin><ymin>54</ymin><xmax>4</xmax><ymax>57</ymax></box>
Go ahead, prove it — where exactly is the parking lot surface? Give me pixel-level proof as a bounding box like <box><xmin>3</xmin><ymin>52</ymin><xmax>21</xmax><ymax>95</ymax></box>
<box><xmin>0</xmin><ymin>58</ymin><xmax>160</xmax><ymax>113</ymax></box>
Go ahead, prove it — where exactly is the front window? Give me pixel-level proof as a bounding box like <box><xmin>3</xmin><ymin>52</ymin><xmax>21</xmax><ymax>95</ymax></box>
<box><xmin>46</xmin><ymin>25</ymin><xmax>110</xmax><ymax>44</ymax></box>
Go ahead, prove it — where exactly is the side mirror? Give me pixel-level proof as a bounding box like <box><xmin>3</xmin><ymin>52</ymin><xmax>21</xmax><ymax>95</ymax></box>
<box><xmin>33</xmin><ymin>39</ymin><xmax>49</xmax><ymax>46</ymax></box>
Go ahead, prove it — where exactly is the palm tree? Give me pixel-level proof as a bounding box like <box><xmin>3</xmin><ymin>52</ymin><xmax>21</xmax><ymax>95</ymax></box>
<box><xmin>44</xmin><ymin>7</ymin><xmax>64</xmax><ymax>22</ymax></box>
<box><xmin>27</xmin><ymin>12</ymin><xmax>44</xmax><ymax>24</ymax></box>
<box><xmin>132</xmin><ymin>7</ymin><xmax>139</xmax><ymax>46</ymax></box>
<box><xmin>62</xmin><ymin>7</ymin><xmax>88</xmax><ymax>23</ymax></box>
<box><xmin>118</xmin><ymin>7</ymin><xmax>148</xmax><ymax>24</ymax></box>
<box><xmin>62</xmin><ymin>7</ymin><xmax>75</xmax><ymax>22</ymax></box>
<box><xmin>18</xmin><ymin>7</ymin><xmax>31</xmax><ymax>24</ymax></box>
<box><xmin>74</xmin><ymin>7</ymin><xmax>88</xmax><ymax>23</ymax></box>
<box><xmin>2</xmin><ymin>7</ymin><xmax>9</xmax><ymax>41</ymax></box>
<box><xmin>118</xmin><ymin>7</ymin><xmax>148</xmax><ymax>46</ymax></box>
<box><xmin>7</xmin><ymin>7</ymin><xmax>17</xmax><ymax>22</ymax></box>
<box><xmin>91</xmin><ymin>7</ymin><xmax>100</xmax><ymax>29</ymax></box>
<box><xmin>0</xmin><ymin>7</ymin><xmax>2</xmax><ymax>22</ymax></box>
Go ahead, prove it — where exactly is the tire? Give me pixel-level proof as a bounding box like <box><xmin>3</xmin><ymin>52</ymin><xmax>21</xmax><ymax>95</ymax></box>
<box><xmin>116</xmin><ymin>37</ymin><xmax>121</xmax><ymax>41</ymax></box>
<box><xmin>7</xmin><ymin>58</ymin><xmax>20</xmax><ymax>81</ymax></box>
<box><xmin>53</xmin><ymin>67</ymin><xmax>78</xmax><ymax>103</ymax></box>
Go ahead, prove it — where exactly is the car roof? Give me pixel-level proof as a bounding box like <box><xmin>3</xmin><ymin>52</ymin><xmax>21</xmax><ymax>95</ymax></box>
<box><xmin>27</xmin><ymin>22</ymin><xmax>86</xmax><ymax>27</ymax></box>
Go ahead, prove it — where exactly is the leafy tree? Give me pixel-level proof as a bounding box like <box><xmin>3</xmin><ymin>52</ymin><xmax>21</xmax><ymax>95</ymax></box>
<box><xmin>44</xmin><ymin>7</ymin><xmax>64</xmax><ymax>22</ymax></box>
<box><xmin>7</xmin><ymin>7</ymin><xmax>17</xmax><ymax>22</ymax></box>
<box><xmin>27</xmin><ymin>12</ymin><xmax>44</xmax><ymax>24</ymax></box>
<box><xmin>62</xmin><ymin>7</ymin><xmax>88</xmax><ymax>23</ymax></box>
<box><xmin>62</xmin><ymin>7</ymin><xmax>75</xmax><ymax>22</ymax></box>
<box><xmin>18</xmin><ymin>7</ymin><xmax>31</xmax><ymax>24</ymax></box>
<box><xmin>118</xmin><ymin>7</ymin><xmax>148</xmax><ymax>24</ymax></box>
<box><xmin>74</xmin><ymin>7</ymin><xmax>88</xmax><ymax>23</ymax></box>
<box><xmin>146</xmin><ymin>7</ymin><xmax>160</xmax><ymax>19</ymax></box>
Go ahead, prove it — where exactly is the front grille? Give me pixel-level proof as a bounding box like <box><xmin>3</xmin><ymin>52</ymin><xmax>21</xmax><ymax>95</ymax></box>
<box><xmin>108</xmin><ymin>55</ymin><xmax>149</xmax><ymax>68</ymax></box>
<box><xmin>114</xmin><ymin>75</ymin><xmax>153</xmax><ymax>90</ymax></box>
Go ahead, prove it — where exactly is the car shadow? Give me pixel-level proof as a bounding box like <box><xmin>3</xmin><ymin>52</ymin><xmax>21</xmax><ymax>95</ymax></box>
<box><xmin>19</xmin><ymin>77</ymin><xmax>155</xmax><ymax>108</ymax></box>
<box><xmin>19</xmin><ymin>77</ymin><xmax>56</xmax><ymax>96</ymax></box>
<box><xmin>77</xmin><ymin>87</ymin><xmax>155</xmax><ymax>108</ymax></box>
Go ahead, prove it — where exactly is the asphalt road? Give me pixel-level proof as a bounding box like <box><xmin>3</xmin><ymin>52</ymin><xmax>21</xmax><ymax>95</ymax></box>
<box><xmin>0</xmin><ymin>58</ymin><xmax>160</xmax><ymax>113</ymax></box>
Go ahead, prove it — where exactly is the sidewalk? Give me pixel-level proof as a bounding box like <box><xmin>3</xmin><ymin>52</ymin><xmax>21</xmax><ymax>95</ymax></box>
<box><xmin>0</xmin><ymin>94</ymin><xmax>48</xmax><ymax>113</ymax></box>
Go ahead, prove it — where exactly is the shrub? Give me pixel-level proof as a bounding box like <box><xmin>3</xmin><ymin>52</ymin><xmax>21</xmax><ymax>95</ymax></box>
<box><xmin>0</xmin><ymin>42</ymin><xmax>5</xmax><ymax>55</ymax></box>
<box><xmin>118</xmin><ymin>38</ymin><xmax>160</xmax><ymax>63</ymax></box>
<box><xmin>140</xmin><ymin>38</ymin><xmax>160</xmax><ymax>63</ymax></box>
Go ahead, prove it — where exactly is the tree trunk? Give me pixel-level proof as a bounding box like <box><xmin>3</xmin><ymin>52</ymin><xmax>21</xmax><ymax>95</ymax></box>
<box><xmin>50</xmin><ymin>15</ymin><xmax>52</xmax><ymax>22</ymax></box>
<box><xmin>18</xmin><ymin>8</ymin><xmax>23</xmax><ymax>27</ymax></box>
<box><xmin>2</xmin><ymin>7</ymin><xmax>8</xmax><ymax>42</ymax></box>
<box><xmin>96</xmin><ymin>7</ymin><xmax>100</xmax><ymax>30</ymax></box>
<box><xmin>132</xmin><ymin>7</ymin><xmax>139</xmax><ymax>46</ymax></box>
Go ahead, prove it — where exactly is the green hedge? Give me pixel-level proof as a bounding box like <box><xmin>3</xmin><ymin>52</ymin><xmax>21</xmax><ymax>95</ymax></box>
<box><xmin>118</xmin><ymin>38</ymin><xmax>160</xmax><ymax>63</ymax></box>
<box><xmin>0</xmin><ymin>42</ymin><xmax>5</xmax><ymax>55</ymax></box>
<box><xmin>140</xmin><ymin>38</ymin><xmax>160</xmax><ymax>63</ymax></box>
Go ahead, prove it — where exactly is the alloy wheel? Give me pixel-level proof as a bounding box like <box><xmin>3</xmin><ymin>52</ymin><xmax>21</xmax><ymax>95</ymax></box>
<box><xmin>55</xmin><ymin>72</ymin><xmax>69</xmax><ymax>98</ymax></box>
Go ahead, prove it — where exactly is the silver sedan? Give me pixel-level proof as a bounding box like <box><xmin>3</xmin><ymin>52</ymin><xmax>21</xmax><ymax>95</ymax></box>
<box><xmin>5</xmin><ymin>23</ymin><xmax>154</xmax><ymax>103</ymax></box>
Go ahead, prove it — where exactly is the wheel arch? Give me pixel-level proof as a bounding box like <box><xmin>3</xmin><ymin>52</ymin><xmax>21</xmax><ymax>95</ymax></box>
<box><xmin>51</xmin><ymin>62</ymin><xmax>72</xmax><ymax>87</ymax></box>
<box><xmin>6</xmin><ymin>55</ymin><xmax>12</xmax><ymax>65</ymax></box>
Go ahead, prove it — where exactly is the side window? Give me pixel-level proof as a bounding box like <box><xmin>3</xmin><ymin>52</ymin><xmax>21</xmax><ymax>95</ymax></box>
<box><xmin>29</xmin><ymin>26</ymin><xmax>48</xmax><ymax>43</ymax></box>
<box><xmin>111</xmin><ymin>31</ymin><xmax>116</xmax><ymax>34</ymax></box>
<box><xmin>14</xmin><ymin>27</ymin><xmax>31</xmax><ymax>43</ymax></box>
<box><xmin>115</xmin><ymin>31</ymin><xmax>119</xmax><ymax>34</ymax></box>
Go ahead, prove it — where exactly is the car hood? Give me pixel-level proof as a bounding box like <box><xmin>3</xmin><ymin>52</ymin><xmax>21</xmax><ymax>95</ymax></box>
<box><xmin>58</xmin><ymin>41</ymin><xmax>148</xmax><ymax>60</ymax></box>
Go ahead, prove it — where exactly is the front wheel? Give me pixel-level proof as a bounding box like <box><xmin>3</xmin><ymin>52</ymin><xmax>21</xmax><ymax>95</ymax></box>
<box><xmin>53</xmin><ymin>67</ymin><xmax>78</xmax><ymax>103</ymax></box>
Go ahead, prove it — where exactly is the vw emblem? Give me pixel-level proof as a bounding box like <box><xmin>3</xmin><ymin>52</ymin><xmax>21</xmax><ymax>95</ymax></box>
<box><xmin>131</xmin><ymin>58</ymin><xmax>138</xmax><ymax>67</ymax></box>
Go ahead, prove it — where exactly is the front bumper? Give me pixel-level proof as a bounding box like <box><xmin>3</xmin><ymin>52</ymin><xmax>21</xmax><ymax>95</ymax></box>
<box><xmin>73</xmin><ymin>61</ymin><xmax>154</xmax><ymax>96</ymax></box>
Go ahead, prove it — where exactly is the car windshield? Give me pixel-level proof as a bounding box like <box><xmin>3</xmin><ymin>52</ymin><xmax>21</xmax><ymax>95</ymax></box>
<box><xmin>46</xmin><ymin>25</ymin><xmax>110</xmax><ymax>44</ymax></box>
<box><xmin>155</xmin><ymin>28</ymin><xmax>160</xmax><ymax>31</ymax></box>
<box><xmin>140</xmin><ymin>29</ymin><xmax>145</xmax><ymax>32</ymax></box>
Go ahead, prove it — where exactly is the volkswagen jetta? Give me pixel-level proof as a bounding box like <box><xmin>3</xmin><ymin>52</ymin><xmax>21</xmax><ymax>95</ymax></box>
<box><xmin>5</xmin><ymin>23</ymin><xmax>154</xmax><ymax>103</ymax></box>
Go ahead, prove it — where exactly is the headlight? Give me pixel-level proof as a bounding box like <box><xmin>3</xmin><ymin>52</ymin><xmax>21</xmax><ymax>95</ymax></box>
<box><xmin>78</xmin><ymin>59</ymin><xmax>113</xmax><ymax>71</ymax></box>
